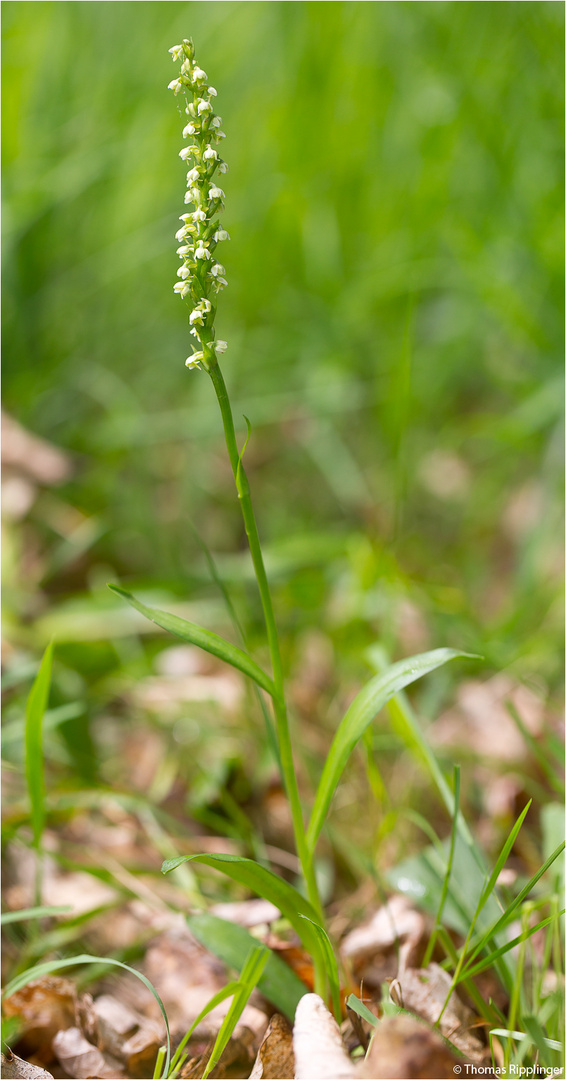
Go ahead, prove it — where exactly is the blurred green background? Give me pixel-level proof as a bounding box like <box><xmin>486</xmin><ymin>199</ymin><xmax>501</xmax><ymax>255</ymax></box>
<box><xmin>2</xmin><ymin>0</ymin><xmax>564</xmax><ymax>692</ymax></box>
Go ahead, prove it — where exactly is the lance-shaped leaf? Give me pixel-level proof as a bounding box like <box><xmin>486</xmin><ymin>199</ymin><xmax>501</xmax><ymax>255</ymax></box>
<box><xmin>26</xmin><ymin>642</ymin><xmax>54</xmax><ymax>851</ymax></box>
<box><xmin>108</xmin><ymin>584</ymin><xmax>276</xmax><ymax>697</ymax></box>
<box><xmin>307</xmin><ymin>649</ymin><xmax>472</xmax><ymax>851</ymax></box>
<box><xmin>163</xmin><ymin>854</ymin><xmax>325</xmax><ymax>972</ymax></box>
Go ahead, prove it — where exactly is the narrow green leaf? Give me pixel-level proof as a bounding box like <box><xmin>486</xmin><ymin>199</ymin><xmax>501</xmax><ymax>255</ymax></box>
<box><xmin>307</xmin><ymin>649</ymin><xmax>472</xmax><ymax>850</ymax></box>
<box><xmin>168</xmin><ymin>981</ymin><xmax>239</xmax><ymax>1076</ymax></box>
<box><xmin>490</xmin><ymin>1027</ymin><xmax>562</xmax><ymax>1053</ymax></box>
<box><xmin>25</xmin><ymin>642</ymin><xmax>54</xmax><ymax>850</ymax></box>
<box><xmin>163</xmin><ymin>854</ymin><xmax>324</xmax><ymax>972</ymax></box>
<box><xmin>203</xmin><ymin>946</ymin><xmax>269</xmax><ymax>1079</ymax></box>
<box><xmin>298</xmin><ymin>914</ymin><xmax>341</xmax><ymax>1021</ymax></box>
<box><xmin>462</xmin><ymin>842</ymin><xmax>566</xmax><ymax>972</ymax></box>
<box><xmin>1</xmin><ymin>905</ymin><xmax>72</xmax><ymax>925</ymax></box>
<box><xmin>461</xmin><ymin>911</ymin><xmax>565</xmax><ymax>981</ymax></box>
<box><xmin>346</xmin><ymin>993</ymin><xmax>379</xmax><ymax>1029</ymax></box>
<box><xmin>108</xmin><ymin>584</ymin><xmax>276</xmax><ymax>697</ymax></box>
<box><xmin>186</xmin><ymin>912</ymin><xmax>306</xmax><ymax>1020</ymax></box>
<box><xmin>2</xmin><ymin>954</ymin><xmax>171</xmax><ymax>1078</ymax></box>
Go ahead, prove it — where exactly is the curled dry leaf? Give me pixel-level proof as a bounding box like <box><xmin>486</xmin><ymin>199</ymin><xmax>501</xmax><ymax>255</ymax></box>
<box><xmin>355</xmin><ymin>1014</ymin><xmax>465</xmax><ymax>1079</ymax></box>
<box><xmin>121</xmin><ymin>1025</ymin><xmax>164</xmax><ymax>1078</ymax></box>
<box><xmin>292</xmin><ymin>994</ymin><xmax>355</xmax><ymax>1080</ymax></box>
<box><xmin>52</xmin><ymin>1026</ymin><xmax>126</xmax><ymax>1079</ymax></box>
<box><xmin>248</xmin><ymin>1013</ymin><xmax>295</xmax><ymax>1079</ymax></box>
<box><xmin>341</xmin><ymin>894</ymin><xmax>426</xmax><ymax>966</ymax></box>
<box><xmin>0</xmin><ymin>1050</ymin><xmax>54</xmax><ymax>1080</ymax></box>
<box><xmin>2</xmin><ymin>976</ymin><xmax>76</xmax><ymax>1061</ymax></box>
<box><xmin>91</xmin><ymin>994</ymin><xmax>140</xmax><ymax>1057</ymax></box>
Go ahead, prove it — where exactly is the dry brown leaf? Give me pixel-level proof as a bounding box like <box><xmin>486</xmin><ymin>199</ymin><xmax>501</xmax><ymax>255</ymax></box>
<box><xmin>431</xmin><ymin>675</ymin><xmax>544</xmax><ymax>762</ymax></box>
<box><xmin>210</xmin><ymin>899</ymin><xmax>281</xmax><ymax>928</ymax></box>
<box><xmin>0</xmin><ymin>1050</ymin><xmax>54</xmax><ymax>1079</ymax></box>
<box><xmin>341</xmin><ymin>894</ymin><xmax>426</xmax><ymax>966</ymax></box>
<box><xmin>397</xmin><ymin>963</ymin><xmax>485</xmax><ymax>1060</ymax></box>
<box><xmin>292</xmin><ymin>994</ymin><xmax>355</xmax><ymax>1080</ymax></box>
<box><xmin>91</xmin><ymin>994</ymin><xmax>140</xmax><ymax>1058</ymax></box>
<box><xmin>121</xmin><ymin>1026</ymin><xmax>163</xmax><ymax>1077</ymax></box>
<box><xmin>248</xmin><ymin>1014</ymin><xmax>294</xmax><ymax>1079</ymax></box>
<box><xmin>1</xmin><ymin>411</ymin><xmax>71</xmax><ymax>485</ymax></box>
<box><xmin>2</xmin><ymin>977</ymin><xmax>76</xmax><ymax>1061</ymax></box>
<box><xmin>52</xmin><ymin>1026</ymin><xmax>126</xmax><ymax>1078</ymax></box>
<box><xmin>355</xmin><ymin>1014</ymin><xmax>465</xmax><ymax>1079</ymax></box>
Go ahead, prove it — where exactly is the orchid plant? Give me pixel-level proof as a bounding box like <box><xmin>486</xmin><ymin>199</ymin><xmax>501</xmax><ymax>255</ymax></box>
<box><xmin>110</xmin><ymin>37</ymin><xmax>469</xmax><ymax>1010</ymax></box>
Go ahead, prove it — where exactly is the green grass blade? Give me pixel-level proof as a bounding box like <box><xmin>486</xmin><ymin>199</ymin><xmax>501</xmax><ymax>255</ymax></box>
<box><xmin>472</xmin><ymin>800</ymin><xmax>532</xmax><ymax>923</ymax></box>
<box><xmin>202</xmin><ymin>946</ymin><xmax>269</xmax><ymax>1080</ymax></box>
<box><xmin>462</xmin><ymin>842</ymin><xmax>566</xmax><ymax>972</ymax></box>
<box><xmin>298</xmin><ymin>914</ymin><xmax>341</xmax><ymax>1021</ymax></box>
<box><xmin>346</xmin><ymin>993</ymin><xmax>378</xmax><ymax>1029</ymax></box>
<box><xmin>25</xmin><ymin>642</ymin><xmax>54</xmax><ymax>852</ymax></box>
<box><xmin>490</xmin><ymin>1027</ymin><xmax>563</xmax><ymax>1054</ymax></box>
<box><xmin>168</xmin><ymin>981</ymin><xmax>239</xmax><ymax>1076</ymax></box>
<box><xmin>461</xmin><ymin>911</ymin><xmax>564</xmax><ymax>981</ymax></box>
<box><xmin>422</xmin><ymin>766</ymin><xmax>460</xmax><ymax>967</ymax></box>
<box><xmin>108</xmin><ymin>584</ymin><xmax>276</xmax><ymax>697</ymax></box>
<box><xmin>163</xmin><ymin>854</ymin><xmax>325</xmax><ymax>973</ymax></box>
<box><xmin>306</xmin><ymin>648</ymin><xmax>472</xmax><ymax>851</ymax></box>
<box><xmin>1</xmin><ymin>905</ymin><xmax>72</xmax><ymax>925</ymax></box>
<box><xmin>2</xmin><ymin>954</ymin><xmax>171</xmax><ymax>1078</ymax></box>
<box><xmin>186</xmin><ymin>912</ymin><xmax>307</xmax><ymax>1020</ymax></box>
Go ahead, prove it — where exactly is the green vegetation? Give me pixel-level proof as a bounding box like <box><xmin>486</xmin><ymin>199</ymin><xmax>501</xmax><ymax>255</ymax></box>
<box><xmin>2</xmin><ymin>3</ymin><xmax>563</xmax><ymax>1078</ymax></box>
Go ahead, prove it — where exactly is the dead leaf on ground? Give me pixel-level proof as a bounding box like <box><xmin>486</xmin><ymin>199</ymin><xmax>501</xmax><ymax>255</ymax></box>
<box><xmin>355</xmin><ymin>1014</ymin><xmax>467</xmax><ymax>1079</ymax></box>
<box><xmin>0</xmin><ymin>1049</ymin><xmax>54</xmax><ymax>1079</ymax></box>
<box><xmin>248</xmin><ymin>1014</ymin><xmax>294</xmax><ymax>1079</ymax></box>
<box><xmin>431</xmin><ymin>675</ymin><xmax>544</xmax><ymax>762</ymax></box>
<box><xmin>397</xmin><ymin>963</ymin><xmax>485</xmax><ymax>1061</ymax></box>
<box><xmin>341</xmin><ymin>894</ymin><xmax>426</xmax><ymax>968</ymax></box>
<box><xmin>2</xmin><ymin>977</ymin><xmax>76</xmax><ymax>1062</ymax></box>
<box><xmin>210</xmin><ymin>899</ymin><xmax>281</xmax><ymax>928</ymax></box>
<box><xmin>52</xmin><ymin>1026</ymin><xmax>126</xmax><ymax>1079</ymax></box>
<box><xmin>1</xmin><ymin>412</ymin><xmax>71</xmax><ymax>486</ymax></box>
<box><xmin>292</xmin><ymin>994</ymin><xmax>355</xmax><ymax>1080</ymax></box>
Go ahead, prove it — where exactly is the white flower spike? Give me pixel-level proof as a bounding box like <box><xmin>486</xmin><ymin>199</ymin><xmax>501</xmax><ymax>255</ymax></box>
<box><xmin>168</xmin><ymin>38</ymin><xmax>229</xmax><ymax>370</ymax></box>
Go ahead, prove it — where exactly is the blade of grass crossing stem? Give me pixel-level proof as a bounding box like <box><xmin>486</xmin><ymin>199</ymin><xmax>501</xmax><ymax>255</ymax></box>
<box><xmin>0</xmin><ymin>905</ymin><xmax>72</xmax><ymax>925</ymax></box>
<box><xmin>306</xmin><ymin>648</ymin><xmax>472</xmax><ymax>851</ymax></box>
<box><xmin>346</xmin><ymin>993</ymin><xmax>378</xmax><ymax>1029</ymax></box>
<box><xmin>186</xmin><ymin>912</ymin><xmax>306</xmax><ymax>1020</ymax></box>
<box><xmin>108</xmin><ymin>585</ymin><xmax>276</xmax><ymax>698</ymax></box>
<box><xmin>298</xmin><ymin>914</ymin><xmax>341</xmax><ymax>1021</ymax></box>
<box><xmin>167</xmin><ymin>982</ymin><xmax>239</xmax><ymax>1077</ymax></box>
<box><xmin>2</xmin><ymin>955</ymin><xmax>171</xmax><ymax>1078</ymax></box>
<box><xmin>462</xmin><ymin>842</ymin><xmax>566</xmax><ymax>975</ymax></box>
<box><xmin>422</xmin><ymin>766</ymin><xmax>460</xmax><ymax>967</ymax></box>
<box><xmin>490</xmin><ymin>1027</ymin><xmax>563</xmax><ymax>1054</ymax></box>
<box><xmin>25</xmin><ymin>642</ymin><xmax>54</xmax><ymax>850</ymax></box>
<box><xmin>163</xmin><ymin>854</ymin><xmax>325</xmax><ymax>976</ymax></box>
<box><xmin>462</xmin><ymin>911</ymin><xmax>565</xmax><ymax>982</ymax></box>
<box><xmin>439</xmin><ymin>802</ymin><xmax>533</xmax><ymax>1020</ymax></box>
<box><xmin>202</xmin><ymin>946</ymin><xmax>269</xmax><ymax>1080</ymax></box>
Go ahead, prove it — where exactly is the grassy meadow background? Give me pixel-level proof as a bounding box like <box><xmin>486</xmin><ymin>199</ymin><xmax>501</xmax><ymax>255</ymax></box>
<box><xmin>2</xmin><ymin>0</ymin><xmax>564</xmax><ymax>925</ymax></box>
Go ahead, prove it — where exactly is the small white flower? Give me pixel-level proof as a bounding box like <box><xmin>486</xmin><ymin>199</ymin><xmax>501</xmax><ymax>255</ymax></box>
<box><xmin>177</xmin><ymin>245</ymin><xmax>192</xmax><ymax>256</ymax></box>
<box><xmin>189</xmin><ymin>300</ymin><xmax>211</xmax><ymax>324</ymax></box>
<box><xmin>213</xmin><ymin>229</ymin><xmax>230</xmax><ymax>241</ymax></box>
<box><xmin>197</xmin><ymin>98</ymin><xmax>213</xmax><ymax>114</ymax></box>
<box><xmin>184</xmin><ymin>187</ymin><xmax>200</xmax><ymax>204</ymax></box>
<box><xmin>211</xmin><ymin>275</ymin><xmax>228</xmax><ymax>291</ymax></box>
<box><xmin>175</xmin><ymin>225</ymin><xmax>194</xmax><ymax>241</ymax></box>
<box><xmin>192</xmin><ymin>209</ymin><xmax>207</xmax><ymax>222</ymax></box>
<box><xmin>208</xmin><ymin>86</ymin><xmax>218</xmax><ymax>97</ymax></box>
<box><xmin>203</xmin><ymin>147</ymin><xmax>218</xmax><ymax>161</ymax></box>
<box><xmin>194</xmin><ymin>244</ymin><xmax>212</xmax><ymax>260</ymax></box>
<box><xmin>186</xmin><ymin>167</ymin><xmax>200</xmax><ymax>183</ymax></box>
<box><xmin>174</xmin><ymin>282</ymin><xmax>191</xmax><ymax>298</ymax></box>
<box><xmin>191</xmin><ymin>65</ymin><xmax>207</xmax><ymax>82</ymax></box>
<box><xmin>211</xmin><ymin>116</ymin><xmax>222</xmax><ymax>128</ymax></box>
<box><xmin>177</xmin><ymin>265</ymin><xmax>191</xmax><ymax>278</ymax></box>
<box><xmin>168</xmin><ymin>79</ymin><xmax>183</xmax><ymax>95</ymax></box>
<box><xmin>185</xmin><ymin>103</ymin><xmax>196</xmax><ymax>117</ymax></box>
<box><xmin>210</xmin><ymin>262</ymin><xmax>226</xmax><ymax>277</ymax></box>
<box><xmin>214</xmin><ymin>131</ymin><xmax>226</xmax><ymax>140</ymax></box>
<box><xmin>169</xmin><ymin>44</ymin><xmax>184</xmax><ymax>61</ymax></box>
<box><xmin>179</xmin><ymin>146</ymin><xmax>193</xmax><ymax>161</ymax></box>
<box><xmin>208</xmin><ymin>185</ymin><xmax>225</xmax><ymax>200</ymax></box>
<box><xmin>217</xmin><ymin>162</ymin><xmax>228</xmax><ymax>173</ymax></box>
<box><xmin>214</xmin><ymin>340</ymin><xmax>228</xmax><ymax>353</ymax></box>
<box><xmin>190</xmin><ymin>327</ymin><xmax>199</xmax><ymax>338</ymax></box>
<box><xmin>186</xmin><ymin>351</ymin><xmax>203</xmax><ymax>368</ymax></box>
<box><xmin>182</xmin><ymin>122</ymin><xmax>197</xmax><ymax>137</ymax></box>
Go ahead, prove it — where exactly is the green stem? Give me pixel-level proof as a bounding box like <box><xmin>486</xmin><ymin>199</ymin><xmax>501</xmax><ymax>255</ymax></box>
<box><xmin>207</xmin><ymin>364</ymin><xmax>325</xmax><ymax>945</ymax></box>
